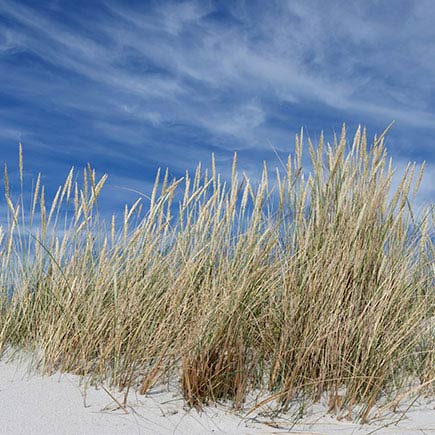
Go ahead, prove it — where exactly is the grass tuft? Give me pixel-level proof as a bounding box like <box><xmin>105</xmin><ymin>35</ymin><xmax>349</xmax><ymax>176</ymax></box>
<box><xmin>0</xmin><ymin>124</ymin><xmax>434</xmax><ymax>422</ymax></box>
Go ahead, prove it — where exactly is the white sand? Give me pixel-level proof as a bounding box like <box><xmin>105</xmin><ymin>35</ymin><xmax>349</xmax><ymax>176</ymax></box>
<box><xmin>2</xmin><ymin>355</ymin><xmax>435</xmax><ymax>435</ymax></box>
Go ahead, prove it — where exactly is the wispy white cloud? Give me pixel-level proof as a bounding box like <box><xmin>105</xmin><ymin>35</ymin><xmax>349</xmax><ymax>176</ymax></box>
<box><xmin>0</xmin><ymin>0</ymin><xmax>434</xmax><ymax>213</ymax></box>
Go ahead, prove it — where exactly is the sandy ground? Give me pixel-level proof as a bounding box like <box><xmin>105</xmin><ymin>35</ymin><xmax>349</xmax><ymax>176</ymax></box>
<box><xmin>2</xmin><ymin>355</ymin><xmax>435</xmax><ymax>435</ymax></box>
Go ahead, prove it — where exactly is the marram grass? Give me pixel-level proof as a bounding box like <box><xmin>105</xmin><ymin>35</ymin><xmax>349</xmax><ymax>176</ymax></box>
<box><xmin>1</xmin><ymin>125</ymin><xmax>435</xmax><ymax>422</ymax></box>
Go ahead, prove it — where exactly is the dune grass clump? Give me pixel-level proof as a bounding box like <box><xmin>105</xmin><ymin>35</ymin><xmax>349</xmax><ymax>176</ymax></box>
<box><xmin>0</xmin><ymin>124</ymin><xmax>434</xmax><ymax>422</ymax></box>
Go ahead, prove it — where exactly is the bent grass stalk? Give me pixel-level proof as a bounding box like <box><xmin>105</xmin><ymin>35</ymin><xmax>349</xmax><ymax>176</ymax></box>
<box><xmin>0</xmin><ymin>124</ymin><xmax>434</xmax><ymax>422</ymax></box>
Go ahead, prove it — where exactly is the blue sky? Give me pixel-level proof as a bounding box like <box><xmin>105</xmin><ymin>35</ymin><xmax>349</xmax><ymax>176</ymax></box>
<box><xmin>1</xmin><ymin>0</ymin><xmax>435</xmax><ymax>216</ymax></box>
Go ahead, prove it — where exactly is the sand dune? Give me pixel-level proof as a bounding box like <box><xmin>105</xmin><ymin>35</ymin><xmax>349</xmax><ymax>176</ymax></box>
<box><xmin>2</xmin><ymin>356</ymin><xmax>435</xmax><ymax>435</ymax></box>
